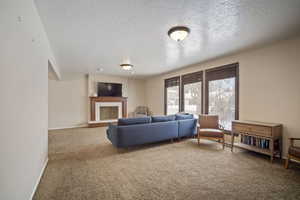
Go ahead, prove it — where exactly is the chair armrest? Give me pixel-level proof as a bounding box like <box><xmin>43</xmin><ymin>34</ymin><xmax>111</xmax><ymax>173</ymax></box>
<box><xmin>219</xmin><ymin>124</ymin><xmax>225</xmax><ymax>130</ymax></box>
<box><xmin>195</xmin><ymin>123</ymin><xmax>200</xmax><ymax>135</ymax></box>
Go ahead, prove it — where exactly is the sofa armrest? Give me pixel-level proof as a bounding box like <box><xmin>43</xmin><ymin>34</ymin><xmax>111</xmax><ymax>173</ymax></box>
<box><xmin>107</xmin><ymin>124</ymin><xmax>119</xmax><ymax>147</ymax></box>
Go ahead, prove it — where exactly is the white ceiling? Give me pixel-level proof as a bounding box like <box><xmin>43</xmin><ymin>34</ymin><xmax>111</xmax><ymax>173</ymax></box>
<box><xmin>35</xmin><ymin>0</ymin><xmax>300</xmax><ymax>78</ymax></box>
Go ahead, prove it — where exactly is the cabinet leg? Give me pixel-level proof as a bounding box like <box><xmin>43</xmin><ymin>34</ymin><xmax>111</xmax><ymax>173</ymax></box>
<box><xmin>231</xmin><ymin>132</ymin><xmax>234</xmax><ymax>152</ymax></box>
<box><xmin>270</xmin><ymin>140</ymin><xmax>274</xmax><ymax>163</ymax></box>
<box><xmin>279</xmin><ymin>139</ymin><xmax>282</xmax><ymax>159</ymax></box>
<box><xmin>285</xmin><ymin>155</ymin><xmax>290</xmax><ymax>169</ymax></box>
<box><xmin>222</xmin><ymin>138</ymin><xmax>225</xmax><ymax>150</ymax></box>
<box><xmin>270</xmin><ymin>155</ymin><xmax>274</xmax><ymax>163</ymax></box>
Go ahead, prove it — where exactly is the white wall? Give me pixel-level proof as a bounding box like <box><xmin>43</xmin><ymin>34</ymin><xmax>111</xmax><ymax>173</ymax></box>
<box><xmin>0</xmin><ymin>0</ymin><xmax>58</xmax><ymax>199</ymax></box>
<box><xmin>127</xmin><ymin>79</ymin><xmax>146</xmax><ymax>116</ymax></box>
<box><xmin>48</xmin><ymin>74</ymin><xmax>88</xmax><ymax>129</ymax></box>
<box><xmin>145</xmin><ymin>36</ymin><xmax>300</xmax><ymax>157</ymax></box>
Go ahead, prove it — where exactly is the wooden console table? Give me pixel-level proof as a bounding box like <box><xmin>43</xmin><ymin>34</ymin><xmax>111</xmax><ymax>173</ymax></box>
<box><xmin>231</xmin><ymin>120</ymin><xmax>282</xmax><ymax>162</ymax></box>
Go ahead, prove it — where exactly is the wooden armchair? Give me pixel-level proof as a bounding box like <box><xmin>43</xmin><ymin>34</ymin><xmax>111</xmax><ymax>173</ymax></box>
<box><xmin>133</xmin><ymin>106</ymin><xmax>152</xmax><ymax>117</ymax></box>
<box><xmin>285</xmin><ymin>138</ymin><xmax>300</xmax><ymax>169</ymax></box>
<box><xmin>197</xmin><ymin>115</ymin><xmax>225</xmax><ymax>149</ymax></box>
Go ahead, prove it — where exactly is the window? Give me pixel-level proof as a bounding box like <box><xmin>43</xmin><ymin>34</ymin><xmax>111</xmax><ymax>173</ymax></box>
<box><xmin>205</xmin><ymin>63</ymin><xmax>239</xmax><ymax>130</ymax></box>
<box><xmin>164</xmin><ymin>76</ymin><xmax>180</xmax><ymax>115</ymax></box>
<box><xmin>181</xmin><ymin>71</ymin><xmax>203</xmax><ymax>115</ymax></box>
<box><xmin>163</xmin><ymin>63</ymin><xmax>239</xmax><ymax>129</ymax></box>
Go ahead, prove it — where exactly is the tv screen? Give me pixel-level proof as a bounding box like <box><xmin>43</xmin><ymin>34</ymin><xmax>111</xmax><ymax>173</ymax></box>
<box><xmin>97</xmin><ymin>82</ymin><xmax>122</xmax><ymax>97</ymax></box>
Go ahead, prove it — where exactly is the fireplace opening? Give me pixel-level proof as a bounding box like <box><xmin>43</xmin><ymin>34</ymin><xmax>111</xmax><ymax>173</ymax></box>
<box><xmin>100</xmin><ymin>106</ymin><xmax>119</xmax><ymax>120</ymax></box>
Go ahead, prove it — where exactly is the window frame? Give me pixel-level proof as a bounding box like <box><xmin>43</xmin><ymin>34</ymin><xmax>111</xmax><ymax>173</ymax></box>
<box><xmin>180</xmin><ymin>71</ymin><xmax>204</xmax><ymax>114</ymax></box>
<box><xmin>164</xmin><ymin>76</ymin><xmax>181</xmax><ymax>115</ymax></box>
<box><xmin>204</xmin><ymin>63</ymin><xmax>239</xmax><ymax>124</ymax></box>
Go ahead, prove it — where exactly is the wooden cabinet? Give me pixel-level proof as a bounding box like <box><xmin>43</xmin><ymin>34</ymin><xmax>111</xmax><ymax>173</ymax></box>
<box><xmin>231</xmin><ymin>120</ymin><xmax>282</xmax><ymax>162</ymax></box>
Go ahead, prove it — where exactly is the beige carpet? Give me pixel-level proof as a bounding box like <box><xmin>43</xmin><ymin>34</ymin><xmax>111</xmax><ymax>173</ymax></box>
<box><xmin>34</xmin><ymin>127</ymin><xmax>300</xmax><ymax>200</ymax></box>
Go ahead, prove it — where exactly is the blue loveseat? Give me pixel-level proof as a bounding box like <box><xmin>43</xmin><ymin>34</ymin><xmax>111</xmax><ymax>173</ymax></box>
<box><xmin>106</xmin><ymin>114</ymin><xmax>197</xmax><ymax>148</ymax></box>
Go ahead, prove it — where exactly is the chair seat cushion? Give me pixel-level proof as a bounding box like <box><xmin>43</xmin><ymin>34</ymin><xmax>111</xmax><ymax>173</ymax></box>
<box><xmin>289</xmin><ymin>146</ymin><xmax>300</xmax><ymax>157</ymax></box>
<box><xmin>199</xmin><ymin>128</ymin><xmax>223</xmax><ymax>138</ymax></box>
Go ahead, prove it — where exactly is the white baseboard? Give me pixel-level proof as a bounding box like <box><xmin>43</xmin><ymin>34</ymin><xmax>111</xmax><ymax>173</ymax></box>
<box><xmin>30</xmin><ymin>158</ymin><xmax>48</xmax><ymax>200</ymax></box>
<box><xmin>48</xmin><ymin>124</ymin><xmax>87</xmax><ymax>130</ymax></box>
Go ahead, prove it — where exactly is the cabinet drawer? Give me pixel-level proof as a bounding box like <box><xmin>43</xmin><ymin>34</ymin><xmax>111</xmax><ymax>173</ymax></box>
<box><xmin>232</xmin><ymin>123</ymin><xmax>272</xmax><ymax>137</ymax></box>
<box><xmin>251</xmin><ymin>125</ymin><xmax>272</xmax><ymax>136</ymax></box>
<box><xmin>232</xmin><ymin>124</ymin><xmax>251</xmax><ymax>133</ymax></box>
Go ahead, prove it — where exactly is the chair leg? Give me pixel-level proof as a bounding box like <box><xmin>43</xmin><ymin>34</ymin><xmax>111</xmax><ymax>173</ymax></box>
<box><xmin>197</xmin><ymin>134</ymin><xmax>200</xmax><ymax>145</ymax></box>
<box><xmin>222</xmin><ymin>138</ymin><xmax>225</xmax><ymax>150</ymax></box>
<box><xmin>285</xmin><ymin>155</ymin><xmax>290</xmax><ymax>169</ymax></box>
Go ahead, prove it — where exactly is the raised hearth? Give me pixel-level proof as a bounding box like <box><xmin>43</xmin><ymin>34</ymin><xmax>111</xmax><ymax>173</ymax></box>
<box><xmin>89</xmin><ymin>96</ymin><xmax>127</xmax><ymax>127</ymax></box>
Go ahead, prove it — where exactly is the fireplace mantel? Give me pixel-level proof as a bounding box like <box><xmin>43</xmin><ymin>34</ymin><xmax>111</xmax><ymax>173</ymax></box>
<box><xmin>89</xmin><ymin>96</ymin><xmax>127</xmax><ymax>127</ymax></box>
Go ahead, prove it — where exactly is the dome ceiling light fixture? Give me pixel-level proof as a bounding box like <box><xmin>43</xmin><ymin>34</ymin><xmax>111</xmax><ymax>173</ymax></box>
<box><xmin>120</xmin><ymin>63</ymin><xmax>133</xmax><ymax>70</ymax></box>
<box><xmin>168</xmin><ymin>26</ymin><xmax>190</xmax><ymax>42</ymax></box>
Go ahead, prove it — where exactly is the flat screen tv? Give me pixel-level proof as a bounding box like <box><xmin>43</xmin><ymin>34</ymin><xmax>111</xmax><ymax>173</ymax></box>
<box><xmin>97</xmin><ymin>82</ymin><xmax>122</xmax><ymax>97</ymax></box>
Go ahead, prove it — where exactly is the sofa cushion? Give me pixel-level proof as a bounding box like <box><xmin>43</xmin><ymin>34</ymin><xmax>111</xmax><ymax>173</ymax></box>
<box><xmin>118</xmin><ymin>116</ymin><xmax>151</xmax><ymax>126</ymax></box>
<box><xmin>151</xmin><ymin>115</ymin><xmax>175</xmax><ymax>123</ymax></box>
<box><xmin>175</xmin><ymin>113</ymin><xmax>193</xmax><ymax>120</ymax></box>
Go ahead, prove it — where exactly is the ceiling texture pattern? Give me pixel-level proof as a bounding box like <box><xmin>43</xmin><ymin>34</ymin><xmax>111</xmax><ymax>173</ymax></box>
<box><xmin>35</xmin><ymin>0</ymin><xmax>300</xmax><ymax>77</ymax></box>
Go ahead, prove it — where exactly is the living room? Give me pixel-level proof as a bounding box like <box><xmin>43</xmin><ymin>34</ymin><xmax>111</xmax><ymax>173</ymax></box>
<box><xmin>1</xmin><ymin>0</ymin><xmax>300</xmax><ymax>200</ymax></box>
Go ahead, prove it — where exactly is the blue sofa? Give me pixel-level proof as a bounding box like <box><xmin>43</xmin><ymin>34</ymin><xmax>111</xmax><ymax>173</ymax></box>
<box><xmin>106</xmin><ymin>114</ymin><xmax>197</xmax><ymax>148</ymax></box>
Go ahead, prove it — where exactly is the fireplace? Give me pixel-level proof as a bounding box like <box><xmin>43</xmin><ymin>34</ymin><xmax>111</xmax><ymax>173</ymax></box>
<box><xmin>95</xmin><ymin>102</ymin><xmax>122</xmax><ymax>122</ymax></box>
<box><xmin>100</xmin><ymin>107</ymin><xmax>118</xmax><ymax>120</ymax></box>
<box><xmin>89</xmin><ymin>97</ymin><xmax>127</xmax><ymax>127</ymax></box>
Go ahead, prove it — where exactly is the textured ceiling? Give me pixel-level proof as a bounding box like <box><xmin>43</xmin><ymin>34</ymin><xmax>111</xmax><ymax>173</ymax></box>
<box><xmin>35</xmin><ymin>0</ymin><xmax>300</xmax><ymax>78</ymax></box>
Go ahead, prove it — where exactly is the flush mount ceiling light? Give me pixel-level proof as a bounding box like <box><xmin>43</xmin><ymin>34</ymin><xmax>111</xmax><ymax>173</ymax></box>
<box><xmin>120</xmin><ymin>63</ymin><xmax>133</xmax><ymax>70</ymax></box>
<box><xmin>96</xmin><ymin>68</ymin><xmax>103</xmax><ymax>72</ymax></box>
<box><xmin>168</xmin><ymin>26</ymin><xmax>190</xmax><ymax>42</ymax></box>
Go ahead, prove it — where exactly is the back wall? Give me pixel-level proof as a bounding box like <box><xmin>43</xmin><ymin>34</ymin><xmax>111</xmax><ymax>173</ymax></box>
<box><xmin>48</xmin><ymin>73</ymin><xmax>146</xmax><ymax>129</ymax></box>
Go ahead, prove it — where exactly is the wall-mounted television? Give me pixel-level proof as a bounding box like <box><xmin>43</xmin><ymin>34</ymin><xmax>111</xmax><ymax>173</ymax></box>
<box><xmin>97</xmin><ymin>82</ymin><xmax>122</xmax><ymax>97</ymax></box>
